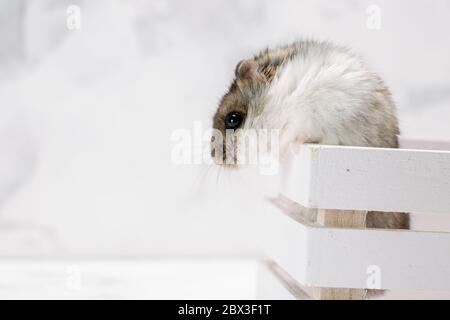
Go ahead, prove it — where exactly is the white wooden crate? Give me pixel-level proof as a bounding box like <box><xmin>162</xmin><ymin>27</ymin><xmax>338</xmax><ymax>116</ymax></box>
<box><xmin>265</xmin><ymin>202</ymin><xmax>450</xmax><ymax>291</ymax></box>
<box><xmin>264</xmin><ymin>137</ymin><xmax>450</xmax><ymax>298</ymax></box>
<box><xmin>280</xmin><ymin>144</ymin><xmax>450</xmax><ymax>214</ymax></box>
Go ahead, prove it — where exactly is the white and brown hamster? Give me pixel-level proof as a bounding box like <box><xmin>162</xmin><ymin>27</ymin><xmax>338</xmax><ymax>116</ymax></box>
<box><xmin>211</xmin><ymin>40</ymin><xmax>408</xmax><ymax>230</ymax></box>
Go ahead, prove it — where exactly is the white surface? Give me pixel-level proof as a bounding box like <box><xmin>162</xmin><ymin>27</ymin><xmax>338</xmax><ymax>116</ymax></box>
<box><xmin>265</xmin><ymin>202</ymin><xmax>450</xmax><ymax>291</ymax></box>
<box><xmin>2</xmin><ymin>257</ymin><xmax>445</xmax><ymax>300</ymax></box>
<box><xmin>0</xmin><ymin>258</ymin><xmax>258</xmax><ymax>300</ymax></box>
<box><xmin>281</xmin><ymin>144</ymin><xmax>450</xmax><ymax>214</ymax></box>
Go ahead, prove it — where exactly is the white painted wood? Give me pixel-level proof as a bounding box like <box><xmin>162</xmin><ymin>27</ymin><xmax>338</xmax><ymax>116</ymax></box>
<box><xmin>280</xmin><ymin>144</ymin><xmax>450</xmax><ymax>214</ymax></box>
<box><xmin>256</xmin><ymin>262</ymin><xmax>311</xmax><ymax>300</ymax></box>
<box><xmin>265</xmin><ymin>202</ymin><xmax>450</xmax><ymax>291</ymax></box>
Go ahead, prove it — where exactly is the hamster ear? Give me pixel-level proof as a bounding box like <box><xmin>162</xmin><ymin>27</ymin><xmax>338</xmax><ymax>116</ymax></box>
<box><xmin>235</xmin><ymin>59</ymin><xmax>260</xmax><ymax>81</ymax></box>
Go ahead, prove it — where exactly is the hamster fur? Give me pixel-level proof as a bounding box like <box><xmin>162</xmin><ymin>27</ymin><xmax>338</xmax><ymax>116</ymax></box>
<box><xmin>212</xmin><ymin>40</ymin><xmax>409</xmax><ymax>231</ymax></box>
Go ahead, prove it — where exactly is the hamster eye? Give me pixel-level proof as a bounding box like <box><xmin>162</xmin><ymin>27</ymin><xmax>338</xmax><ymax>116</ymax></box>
<box><xmin>225</xmin><ymin>112</ymin><xmax>244</xmax><ymax>130</ymax></box>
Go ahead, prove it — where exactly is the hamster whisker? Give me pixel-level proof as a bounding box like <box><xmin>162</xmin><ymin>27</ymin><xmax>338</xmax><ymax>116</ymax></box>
<box><xmin>215</xmin><ymin>165</ymin><xmax>222</xmax><ymax>191</ymax></box>
<box><xmin>193</xmin><ymin>164</ymin><xmax>214</xmax><ymax>195</ymax></box>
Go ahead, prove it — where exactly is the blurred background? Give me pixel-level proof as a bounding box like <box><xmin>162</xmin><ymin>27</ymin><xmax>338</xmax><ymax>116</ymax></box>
<box><xmin>1</xmin><ymin>0</ymin><xmax>450</xmax><ymax>259</ymax></box>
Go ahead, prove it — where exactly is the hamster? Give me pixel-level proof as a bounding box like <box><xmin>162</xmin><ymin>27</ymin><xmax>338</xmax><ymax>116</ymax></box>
<box><xmin>211</xmin><ymin>40</ymin><xmax>408</xmax><ymax>230</ymax></box>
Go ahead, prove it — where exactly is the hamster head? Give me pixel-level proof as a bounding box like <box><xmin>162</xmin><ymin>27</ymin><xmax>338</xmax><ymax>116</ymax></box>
<box><xmin>211</xmin><ymin>59</ymin><xmax>270</xmax><ymax>167</ymax></box>
<box><xmin>211</xmin><ymin>46</ymin><xmax>296</xmax><ymax>168</ymax></box>
<box><xmin>211</xmin><ymin>41</ymin><xmax>399</xmax><ymax>168</ymax></box>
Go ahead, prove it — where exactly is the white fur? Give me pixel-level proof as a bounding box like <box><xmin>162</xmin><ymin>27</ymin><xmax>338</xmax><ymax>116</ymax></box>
<box><xmin>243</xmin><ymin>43</ymin><xmax>398</xmax><ymax>159</ymax></box>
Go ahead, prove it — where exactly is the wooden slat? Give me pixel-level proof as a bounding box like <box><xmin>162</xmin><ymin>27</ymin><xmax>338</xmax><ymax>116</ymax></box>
<box><xmin>256</xmin><ymin>261</ymin><xmax>311</xmax><ymax>300</ymax></box>
<box><xmin>280</xmin><ymin>144</ymin><xmax>450</xmax><ymax>214</ymax></box>
<box><xmin>264</xmin><ymin>201</ymin><xmax>450</xmax><ymax>291</ymax></box>
<box><xmin>313</xmin><ymin>209</ymin><xmax>369</xmax><ymax>299</ymax></box>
